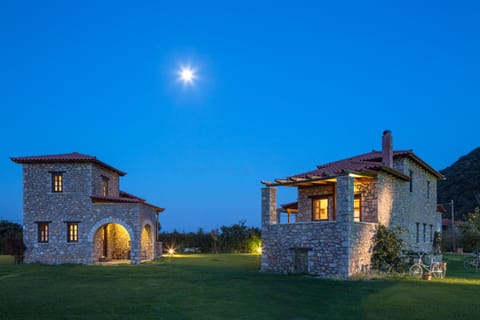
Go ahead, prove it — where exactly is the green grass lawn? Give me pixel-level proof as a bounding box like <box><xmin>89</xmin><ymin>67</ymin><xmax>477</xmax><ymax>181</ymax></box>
<box><xmin>1</xmin><ymin>254</ymin><xmax>479</xmax><ymax>320</ymax></box>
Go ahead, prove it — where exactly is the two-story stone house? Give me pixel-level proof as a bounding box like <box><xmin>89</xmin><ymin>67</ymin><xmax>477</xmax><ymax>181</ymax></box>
<box><xmin>11</xmin><ymin>152</ymin><xmax>164</xmax><ymax>264</ymax></box>
<box><xmin>260</xmin><ymin>131</ymin><xmax>443</xmax><ymax>278</ymax></box>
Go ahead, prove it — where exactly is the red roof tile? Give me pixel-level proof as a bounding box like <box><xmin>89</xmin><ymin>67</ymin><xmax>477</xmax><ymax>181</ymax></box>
<box><xmin>290</xmin><ymin>150</ymin><xmax>442</xmax><ymax>180</ymax></box>
<box><xmin>11</xmin><ymin>152</ymin><xmax>126</xmax><ymax>176</ymax></box>
<box><xmin>91</xmin><ymin>195</ymin><xmax>165</xmax><ymax>212</ymax></box>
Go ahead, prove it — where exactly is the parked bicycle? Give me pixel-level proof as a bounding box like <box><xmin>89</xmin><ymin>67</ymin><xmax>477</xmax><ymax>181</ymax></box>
<box><xmin>464</xmin><ymin>252</ymin><xmax>480</xmax><ymax>271</ymax></box>
<box><xmin>409</xmin><ymin>252</ymin><xmax>446</xmax><ymax>279</ymax></box>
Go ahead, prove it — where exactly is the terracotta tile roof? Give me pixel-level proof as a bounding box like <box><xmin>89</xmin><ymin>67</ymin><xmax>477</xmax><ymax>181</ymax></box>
<box><xmin>290</xmin><ymin>150</ymin><xmax>409</xmax><ymax>179</ymax></box>
<box><xmin>263</xmin><ymin>149</ymin><xmax>443</xmax><ymax>187</ymax></box>
<box><xmin>91</xmin><ymin>193</ymin><xmax>165</xmax><ymax>213</ymax></box>
<box><xmin>11</xmin><ymin>152</ymin><xmax>126</xmax><ymax>176</ymax></box>
<box><xmin>119</xmin><ymin>191</ymin><xmax>146</xmax><ymax>202</ymax></box>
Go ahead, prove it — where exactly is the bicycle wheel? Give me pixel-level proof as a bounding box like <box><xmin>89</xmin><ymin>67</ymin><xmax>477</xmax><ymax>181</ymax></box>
<box><xmin>464</xmin><ymin>257</ymin><xmax>475</xmax><ymax>271</ymax></box>
<box><xmin>409</xmin><ymin>264</ymin><xmax>423</xmax><ymax>278</ymax></box>
<box><xmin>431</xmin><ymin>264</ymin><xmax>443</xmax><ymax>279</ymax></box>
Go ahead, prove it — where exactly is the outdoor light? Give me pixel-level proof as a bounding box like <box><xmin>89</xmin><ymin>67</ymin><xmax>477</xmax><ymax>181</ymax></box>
<box><xmin>256</xmin><ymin>247</ymin><xmax>263</xmax><ymax>255</ymax></box>
<box><xmin>168</xmin><ymin>248</ymin><xmax>175</xmax><ymax>255</ymax></box>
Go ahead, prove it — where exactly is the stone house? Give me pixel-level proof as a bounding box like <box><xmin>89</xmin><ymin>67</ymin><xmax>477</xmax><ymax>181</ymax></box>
<box><xmin>11</xmin><ymin>152</ymin><xmax>164</xmax><ymax>264</ymax></box>
<box><xmin>260</xmin><ymin>131</ymin><xmax>443</xmax><ymax>278</ymax></box>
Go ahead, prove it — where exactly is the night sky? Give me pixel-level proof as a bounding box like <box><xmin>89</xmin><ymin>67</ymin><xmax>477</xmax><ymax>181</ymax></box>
<box><xmin>1</xmin><ymin>1</ymin><xmax>479</xmax><ymax>231</ymax></box>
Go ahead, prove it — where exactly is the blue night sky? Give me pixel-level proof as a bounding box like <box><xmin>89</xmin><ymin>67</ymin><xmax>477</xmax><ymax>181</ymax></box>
<box><xmin>1</xmin><ymin>1</ymin><xmax>479</xmax><ymax>231</ymax></box>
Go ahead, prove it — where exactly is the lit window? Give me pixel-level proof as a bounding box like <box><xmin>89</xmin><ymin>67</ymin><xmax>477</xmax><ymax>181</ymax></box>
<box><xmin>354</xmin><ymin>195</ymin><xmax>361</xmax><ymax>222</ymax></box>
<box><xmin>313</xmin><ymin>197</ymin><xmax>329</xmax><ymax>221</ymax></box>
<box><xmin>67</xmin><ymin>223</ymin><xmax>78</xmax><ymax>243</ymax></box>
<box><xmin>102</xmin><ymin>176</ymin><xmax>109</xmax><ymax>197</ymax></box>
<box><xmin>52</xmin><ymin>172</ymin><xmax>63</xmax><ymax>192</ymax></box>
<box><xmin>38</xmin><ymin>223</ymin><xmax>49</xmax><ymax>243</ymax></box>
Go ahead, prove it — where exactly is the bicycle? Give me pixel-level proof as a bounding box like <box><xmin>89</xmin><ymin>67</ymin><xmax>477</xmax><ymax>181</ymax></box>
<box><xmin>409</xmin><ymin>252</ymin><xmax>446</xmax><ymax>279</ymax></box>
<box><xmin>464</xmin><ymin>252</ymin><xmax>480</xmax><ymax>271</ymax></box>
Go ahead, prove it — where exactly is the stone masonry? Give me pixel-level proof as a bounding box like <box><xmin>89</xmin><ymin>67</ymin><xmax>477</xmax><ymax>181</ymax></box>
<box><xmin>12</xmin><ymin>153</ymin><xmax>164</xmax><ymax>265</ymax></box>
<box><xmin>261</xmin><ymin>131</ymin><xmax>443</xmax><ymax>279</ymax></box>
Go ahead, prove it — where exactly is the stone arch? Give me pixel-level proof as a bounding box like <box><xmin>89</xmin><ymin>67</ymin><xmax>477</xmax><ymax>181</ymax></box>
<box><xmin>88</xmin><ymin>218</ymin><xmax>135</xmax><ymax>263</ymax></box>
<box><xmin>88</xmin><ymin>217</ymin><xmax>135</xmax><ymax>243</ymax></box>
<box><xmin>140</xmin><ymin>220</ymin><xmax>155</xmax><ymax>260</ymax></box>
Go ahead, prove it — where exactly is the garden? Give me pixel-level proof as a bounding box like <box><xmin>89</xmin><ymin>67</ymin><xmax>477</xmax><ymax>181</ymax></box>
<box><xmin>1</xmin><ymin>253</ymin><xmax>480</xmax><ymax>320</ymax></box>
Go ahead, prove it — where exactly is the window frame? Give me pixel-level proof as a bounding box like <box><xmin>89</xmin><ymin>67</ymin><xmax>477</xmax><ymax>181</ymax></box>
<box><xmin>353</xmin><ymin>194</ymin><xmax>362</xmax><ymax>222</ymax></box>
<box><xmin>409</xmin><ymin>170</ymin><xmax>413</xmax><ymax>192</ymax></box>
<box><xmin>66</xmin><ymin>222</ymin><xmax>79</xmax><ymax>243</ymax></box>
<box><xmin>101</xmin><ymin>176</ymin><xmax>109</xmax><ymax>197</ymax></box>
<box><xmin>423</xmin><ymin>223</ymin><xmax>427</xmax><ymax>243</ymax></box>
<box><xmin>37</xmin><ymin>222</ymin><xmax>50</xmax><ymax>243</ymax></box>
<box><xmin>312</xmin><ymin>196</ymin><xmax>331</xmax><ymax>221</ymax></box>
<box><xmin>415</xmin><ymin>222</ymin><xmax>420</xmax><ymax>243</ymax></box>
<box><xmin>51</xmin><ymin>171</ymin><xmax>64</xmax><ymax>193</ymax></box>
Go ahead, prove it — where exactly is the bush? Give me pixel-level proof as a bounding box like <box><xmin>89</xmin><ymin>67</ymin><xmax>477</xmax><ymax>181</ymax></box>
<box><xmin>371</xmin><ymin>224</ymin><xmax>404</xmax><ymax>272</ymax></box>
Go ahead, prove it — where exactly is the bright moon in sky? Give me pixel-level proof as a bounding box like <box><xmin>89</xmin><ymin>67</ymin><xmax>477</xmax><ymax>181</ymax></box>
<box><xmin>179</xmin><ymin>67</ymin><xmax>195</xmax><ymax>84</ymax></box>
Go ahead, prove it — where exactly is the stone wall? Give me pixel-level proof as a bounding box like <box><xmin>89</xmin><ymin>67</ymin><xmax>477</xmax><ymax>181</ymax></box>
<box><xmin>22</xmin><ymin>162</ymin><xmax>94</xmax><ymax>264</ymax></box>
<box><xmin>20</xmin><ymin>161</ymin><xmax>160</xmax><ymax>265</ymax></box>
<box><xmin>349</xmin><ymin>223</ymin><xmax>377</xmax><ymax>274</ymax></box>
<box><xmin>384</xmin><ymin>158</ymin><xmax>439</xmax><ymax>252</ymax></box>
<box><xmin>91</xmin><ymin>166</ymin><xmax>120</xmax><ymax>197</ymax></box>
<box><xmin>354</xmin><ymin>178</ymin><xmax>377</xmax><ymax>223</ymax></box>
<box><xmin>261</xmin><ymin>222</ymin><xmax>349</xmax><ymax>278</ymax></box>
<box><xmin>297</xmin><ymin>184</ymin><xmax>335</xmax><ymax>222</ymax></box>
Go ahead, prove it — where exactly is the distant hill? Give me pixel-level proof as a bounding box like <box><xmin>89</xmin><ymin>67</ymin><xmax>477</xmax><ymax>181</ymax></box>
<box><xmin>437</xmin><ymin>147</ymin><xmax>480</xmax><ymax>220</ymax></box>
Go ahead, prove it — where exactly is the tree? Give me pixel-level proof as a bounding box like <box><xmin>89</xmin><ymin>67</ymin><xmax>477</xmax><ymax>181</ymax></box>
<box><xmin>0</xmin><ymin>220</ymin><xmax>25</xmax><ymax>263</ymax></box>
<box><xmin>457</xmin><ymin>207</ymin><xmax>480</xmax><ymax>252</ymax></box>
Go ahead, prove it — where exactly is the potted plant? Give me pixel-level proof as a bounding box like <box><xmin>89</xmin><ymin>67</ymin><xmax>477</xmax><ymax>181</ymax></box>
<box><xmin>422</xmin><ymin>272</ymin><xmax>432</xmax><ymax>280</ymax></box>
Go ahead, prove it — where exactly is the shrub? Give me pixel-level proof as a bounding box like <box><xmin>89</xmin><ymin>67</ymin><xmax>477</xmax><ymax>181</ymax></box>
<box><xmin>371</xmin><ymin>224</ymin><xmax>404</xmax><ymax>272</ymax></box>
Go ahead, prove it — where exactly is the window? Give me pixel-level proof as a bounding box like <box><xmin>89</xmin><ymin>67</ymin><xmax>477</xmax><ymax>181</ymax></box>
<box><xmin>67</xmin><ymin>223</ymin><xmax>79</xmax><ymax>242</ymax></box>
<box><xmin>52</xmin><ymin>172</ymin><xmax>63</xmax><ymax>192</ymax></box>
<box><xmin>38</xmin><ymin>222</ymin><xmax>49</xmax><ymax>243</ymax></box>
<box><xmin>423</xmin><ymin>223</ymin><xmax>427</xmax><ymax>243</ymax></box>
<box><xmin>427</xmin><ymin>181</ymin><xmax>430</xmax><ymax>199</ymax></box>
<box><xmin>101</xmin><ymin>176</ymin><xmax>109</xmax><ymax>197</ymax></box>
<box><xmin>429</xmin><ymin>224</ymin><xmax>433</xmax><ymax>243</ymax></box>
<box><xmin>312</xmin><ymin>197</ymin><xmax>329</xmax><ymax>221</ymax></box>
<box><xmin>415</xmin><ymin>223</ymin><xmax>419</xmax><ymax>243</ymax></box>
<box><xmin>354</xmin><ymin>194</ymin><xmax>361</xmax><ymax>222</ymax></box>
<box><xmin>409</xmin><ymin>170</ymin><xmax>413</xmax><ymax>192</ymax></box>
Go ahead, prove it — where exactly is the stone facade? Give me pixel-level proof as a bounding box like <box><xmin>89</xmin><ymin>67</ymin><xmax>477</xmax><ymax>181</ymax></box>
<box><xmin>261</xmin><ymin>131</ymin><xmax>443</xmax><ymax>279</ymax></box>
<box><xmin>12</xmin><ymin>153</ymin><xmax>164</xmax><ymax>265</ymax></box>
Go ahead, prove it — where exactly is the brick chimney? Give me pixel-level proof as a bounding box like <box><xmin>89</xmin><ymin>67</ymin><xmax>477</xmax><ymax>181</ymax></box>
<box><xmin>382</xmin><ymin>130</ymin><xmax>393</xmax><ymax>168</ymax></box>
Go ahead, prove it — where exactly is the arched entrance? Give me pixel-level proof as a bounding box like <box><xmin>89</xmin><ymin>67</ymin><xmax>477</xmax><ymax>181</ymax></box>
<box><xmin>140</xmin><ymin>224</ymin><xmax>154</xmax><ymax>260</ymax></box>
<box><xmin>93</xmin><ymin>223</ymin><xmax>131</xmax><ymax>262</ymax></box>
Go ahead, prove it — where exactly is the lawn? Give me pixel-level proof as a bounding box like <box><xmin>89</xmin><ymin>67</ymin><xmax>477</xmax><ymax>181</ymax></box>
<box><xmin>1</xmin><ymin>254</ymin><xmax>479</xmax><ymax>320</ymax></box>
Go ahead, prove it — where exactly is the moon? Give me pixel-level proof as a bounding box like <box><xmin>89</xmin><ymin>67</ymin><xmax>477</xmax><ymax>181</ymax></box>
<box><xmin>179</xmin><ymin>66</ymin><xmax>196</xmax><ymax>84</ymax></box>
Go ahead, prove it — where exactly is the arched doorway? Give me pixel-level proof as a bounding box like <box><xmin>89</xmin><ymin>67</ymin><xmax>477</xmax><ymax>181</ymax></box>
<box><xmin>93</xmin><ymin>223</ymin><xmax>131</xmax><ymax>262</ymax></box>
<box><xmin>140</xmin><ymin>224</ymin><xmax>154</xmax><ymax>261</ymax></box>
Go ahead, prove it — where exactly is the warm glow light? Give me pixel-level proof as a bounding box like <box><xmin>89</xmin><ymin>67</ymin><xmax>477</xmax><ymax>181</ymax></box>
<box><xmin>178</xmin><ymin>66</ymin><xmax>196</xmax><ymax>84</ymax></box>
<box><xmin>168</xmin><ymin>248</ymin><xmax>175</xmax><ymax>255</ymax></box>
<box><xmin>256</xmin><ymin>247</ymin><xmax>263</xmax><ymax>254</ymax></box>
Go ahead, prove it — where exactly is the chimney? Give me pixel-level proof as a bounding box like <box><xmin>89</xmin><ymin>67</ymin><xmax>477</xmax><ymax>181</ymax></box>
<box><xmin>382</xmin><ymin>130</ymin><xmax>393</xmax><ymax>168</ymax></box>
